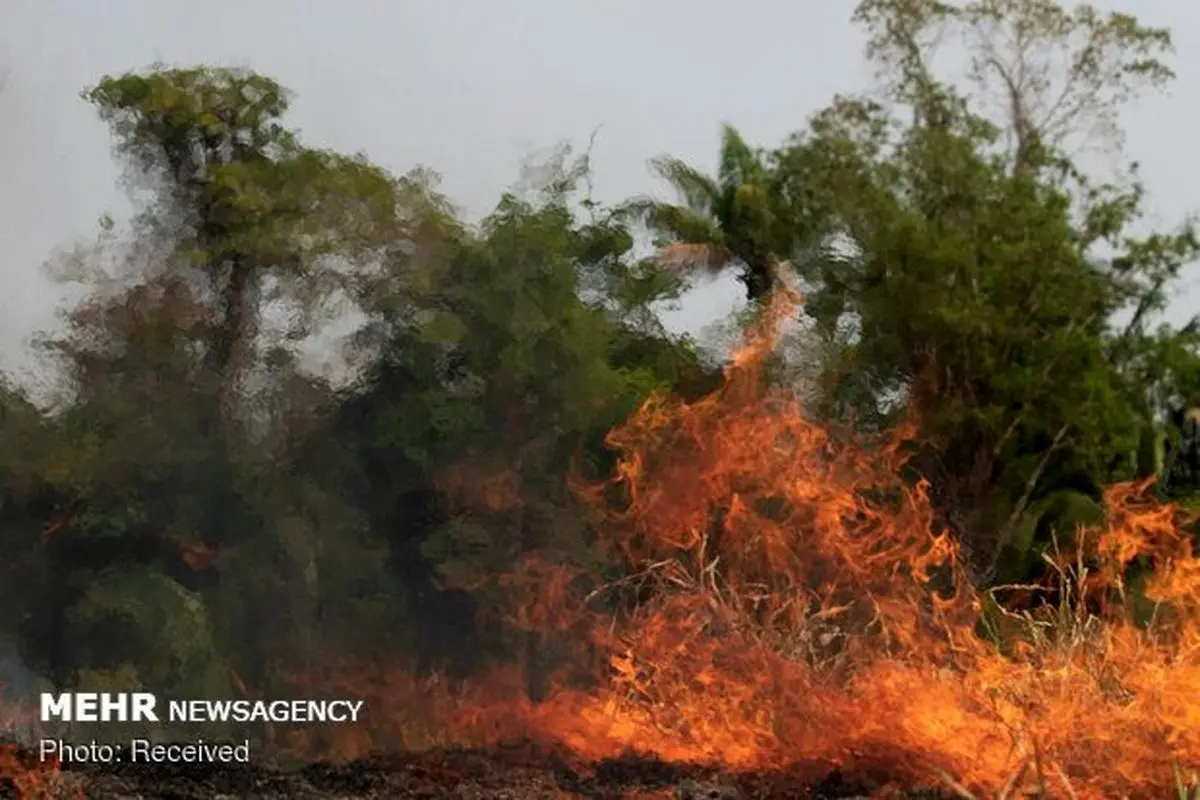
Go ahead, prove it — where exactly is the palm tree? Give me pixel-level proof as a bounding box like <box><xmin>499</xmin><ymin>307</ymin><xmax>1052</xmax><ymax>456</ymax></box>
<box><xmin>625</xmin><ymin>125</ymin><xmax>794</xmax><ymax>302</ymax></box>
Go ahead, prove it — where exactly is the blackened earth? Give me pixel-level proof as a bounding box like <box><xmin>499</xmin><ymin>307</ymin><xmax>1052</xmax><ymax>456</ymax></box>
<box><xmin>1</xmin><ymin>740</ymin><xmax>958</xmax><ymax>799</ymax></box>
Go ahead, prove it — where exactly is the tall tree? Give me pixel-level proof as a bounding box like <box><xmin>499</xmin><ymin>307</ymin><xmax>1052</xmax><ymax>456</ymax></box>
<box><xmin>770</xmin><ymin>0</ymin><xmax>1200</xmax><ymax>579</ymax></box>
<box><xmin>10</xmin><ymin>66</ymin><xmax>412</xmax><ymax>703</ymax></box>
<box><xmin>625</xmin><ymin>125</ymin><xmax>799</xmax><ymax>302</ymax></box>
<box><xmin>854</xmin><ymin>0</ymin><xmax>1174</xmax><ymax>171</ymax></box>
<box><xmin>312</xmin><ymin>157</ymin><xmax>717</xmax><ymax>676</ymax></box>
<box><xmin>85</xmin><ymin>67</ymin><xmax>399</xmax><ymax>438</ymax></box>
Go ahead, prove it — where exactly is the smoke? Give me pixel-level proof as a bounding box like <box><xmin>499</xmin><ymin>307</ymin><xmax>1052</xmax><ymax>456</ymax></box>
<box><xmin>0</xmin><ymin>15</ymin><xmax>129</xmax><ymax>389</ymax></box>
<box><xmin>0</xmin><ymin>640</ymin><xmax>42</xmax><ymax>742</ymax></box>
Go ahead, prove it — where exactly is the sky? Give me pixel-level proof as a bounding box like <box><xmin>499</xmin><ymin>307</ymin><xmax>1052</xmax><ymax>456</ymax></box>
<box><xmin>1</xmin><ymin>0</ymin><xmax>1198</xmax><ymax>386</ymax></box>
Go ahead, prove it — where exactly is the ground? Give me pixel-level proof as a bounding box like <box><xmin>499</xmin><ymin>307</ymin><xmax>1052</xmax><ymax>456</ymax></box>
<box><xmin>1</xmin><ymin>741</ymin><xmax>959</xmax><ymax>799</ymax></box>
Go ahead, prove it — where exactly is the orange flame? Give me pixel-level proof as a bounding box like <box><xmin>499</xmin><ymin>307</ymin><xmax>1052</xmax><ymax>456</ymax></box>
<box><xmin>0</xmin><ymin>742</ymin><xmax>74</xmax><ymax>799</ymax></box>
<box><xmin>307</xmin><ymin>289</ymin><xmax>1200</xmax><ymax>798</ymax></box>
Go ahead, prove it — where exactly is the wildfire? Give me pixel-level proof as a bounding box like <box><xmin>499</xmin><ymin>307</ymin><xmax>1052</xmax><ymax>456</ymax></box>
<box><xmin>0</xmin><ymin>688</ymin><xmax>68</xmax><ymax>800</ymax></box>
<box><xmin>0</xmin><ymin>742</ymin><xmax>76</xmax><ymax>800</ymax></box>
<box><xmin>307</xmin><ymin>289</ymin><xmax>1200</xmax><ymax>798</ymax></box>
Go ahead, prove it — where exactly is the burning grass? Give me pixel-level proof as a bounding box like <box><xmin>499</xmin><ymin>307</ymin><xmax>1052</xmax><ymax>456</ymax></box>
<box><xmin>6</xmin><ymin>290</ymin><xmax>1197</xmax><ymax>798</ymax></box>
<box><xmin>0</xmin><ymin>742</ymin><xmax>79</xmax><ymax>800</ymax></box>
<box><xmin>294</xmin><ymin>289</ymin><xmax>1200</xmax><ymax>799</ymax></box>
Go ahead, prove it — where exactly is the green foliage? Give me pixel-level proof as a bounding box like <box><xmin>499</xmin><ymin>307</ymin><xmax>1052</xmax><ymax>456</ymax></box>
<box><xmin>84</xmin><ymin>66</ymin><xmax>403</xmax><ymax>438</ymax></box>
<box><xmin>736</xmin><ymin>0</ymin><xmax>1200</xmax><ymax>578</ymax></box>
<box><xmin>625</xmin><ymin>124</ymin><xmax>810</xmax><ymax>301</ymax></box>
<box><xmin>3</xmin><ymin>0</ymin><xmax>1199</xmax><ymax>713</ymax></box>
<box><xmin>68</xmin><ymin>566</ymin><xmax>223</xmax><ymax>695</ymax></box>
<box><xmin>995</xmin><ymin>490</ymin><xmax>1105</xmax><ymax>583</ymax></box>
<box><xmin>312</xmin><ymin>160</ymin><xmax>715</xmax><ymax>671</ymax></box>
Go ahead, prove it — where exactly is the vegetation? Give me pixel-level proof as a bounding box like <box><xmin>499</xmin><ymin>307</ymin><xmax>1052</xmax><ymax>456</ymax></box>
<box><xmin>1</xmin><ymin>0</ymin><xmax>1198</xmax><ymax>766</ymax></box>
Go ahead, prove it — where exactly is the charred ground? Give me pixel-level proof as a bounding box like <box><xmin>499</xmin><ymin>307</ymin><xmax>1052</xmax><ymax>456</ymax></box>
<box><xmin>1</xmin><ymin>740</ymin><xmax>957</xmax><ymax>799</ymax></box>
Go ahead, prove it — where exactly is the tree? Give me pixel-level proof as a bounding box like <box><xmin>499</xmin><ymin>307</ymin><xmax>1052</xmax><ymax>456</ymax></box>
<box><xmin>625</xmin><ymin>125</ymin><xmax>801</xmax><ymax>302</ymax></box>
<box><xmin>309</xmin><ymin>156</ymin><xmax>717</xmax><ymax>677</ymax></box>
<box><xmin>853</xmin><ymin>0</ymin><xmax>1174</xmax><ymax>171</ymax></box>
<box><xmin>85</xmin><ymin>67</ymin><xmax>400</xmax><ymax>439</ymax></box>
<box><xmin>6</xmin><ymin>66</ymin><xmax>414</xmax><ymax>704</ymax></box>
<box><xmin>766</xmin><ymin>0</ymin><xmax>1200</xmax><ymax>580</ymax></box>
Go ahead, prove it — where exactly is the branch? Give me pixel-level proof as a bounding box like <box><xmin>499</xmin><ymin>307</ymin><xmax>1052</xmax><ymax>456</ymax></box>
<box><xmin>984</xmin><ymin>423</ymin><xmax>1070</xmax><ymax>583</ymax></box>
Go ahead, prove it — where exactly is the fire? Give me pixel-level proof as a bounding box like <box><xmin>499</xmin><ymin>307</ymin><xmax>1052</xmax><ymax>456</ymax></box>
<box><xmin>308</xmin><ymin>289</ymin><xmax>1199</xmax><ymax>798</ymax></box>
<box><xmin>0</xmin><ymin>686</ymin><xmax>75</xmax><ymax>799</ymax></box>
<box><xmin>0</xmin><ymin>742</ymin><xmax>74</xmax><ymax>799</ymax></box>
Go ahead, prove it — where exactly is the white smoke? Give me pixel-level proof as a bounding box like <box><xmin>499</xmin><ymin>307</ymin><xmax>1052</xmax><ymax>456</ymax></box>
<box><xmin>0</xmin><ymin>640</ymin><xmax>43</xmax><ymax>742</ymax></box>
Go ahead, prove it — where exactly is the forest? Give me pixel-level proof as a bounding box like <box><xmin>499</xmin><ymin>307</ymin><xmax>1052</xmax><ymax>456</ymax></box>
<box><xmin>1</xmin><ymin>0</ymin><xmax>1199</xmax><ymax>797</ymax></box>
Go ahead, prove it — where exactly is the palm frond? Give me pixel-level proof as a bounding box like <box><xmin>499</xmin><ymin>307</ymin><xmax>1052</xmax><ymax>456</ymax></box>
<box><xmin>617</xmin><ymin>198</ymin><xmax>725</xmax><ymax>245</ymax></box>
<box><xmin>645</xmin><ymin>203</ymin><xmax>727</xmax><ymax>247</ymax></box>
<box><xmin>717</xmin><ymin>124</ymin><xmax>768</xmax><ymax>193</ymax></box>
<box><xmin>648</xmin><ymin>156</ymin><xmax>721</xmax><ymax>216</ymax></box>
<box><xmin>613</xmin><ymin>197</ymin><xmax>662</xmax><ymax>223</ymax></box>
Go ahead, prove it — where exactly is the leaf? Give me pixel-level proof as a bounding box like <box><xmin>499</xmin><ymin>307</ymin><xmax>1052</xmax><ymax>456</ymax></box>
<box><xmin>415</xmin><ymin>309</ymin><xmax>468</xmax><ymax>345</ymax></box>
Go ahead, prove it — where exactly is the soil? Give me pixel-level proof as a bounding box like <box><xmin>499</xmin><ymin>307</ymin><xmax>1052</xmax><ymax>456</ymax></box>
<box><xmin>1</xmin><ymin>741</ymin><xmax>958</xmax><ymax>799</ymax></box>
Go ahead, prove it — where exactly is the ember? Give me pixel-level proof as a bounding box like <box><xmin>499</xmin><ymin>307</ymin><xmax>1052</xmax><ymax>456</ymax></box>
<box><xmin>0</xmin><ymin>741</ymin><xmax>73</xmax><ymax>799</ymax></box>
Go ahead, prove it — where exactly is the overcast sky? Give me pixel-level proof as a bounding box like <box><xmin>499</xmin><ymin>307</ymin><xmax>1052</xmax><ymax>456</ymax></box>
<box><xmin>1</xmin><ymin>0</ymin><xmax>1198</xmax><ymax>385</ymax></box>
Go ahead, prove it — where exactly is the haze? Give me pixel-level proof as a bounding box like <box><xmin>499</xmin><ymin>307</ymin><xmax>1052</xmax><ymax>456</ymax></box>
<box><xmin>1</xmin><ymin>0</ymin><xmax>1198</xmax><ymax>384</ymax></box>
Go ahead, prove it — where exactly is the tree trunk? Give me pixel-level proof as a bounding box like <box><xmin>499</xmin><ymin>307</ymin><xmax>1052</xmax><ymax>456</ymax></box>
<box><xmin>202</xmin><ymin>254</ymin><xmax>257</xmax><ymax>437</ymax></box>
<box><xmin>741</xmin><ymin>257</ymin><xmax>775</xmax><ymax>301</ymax></box>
